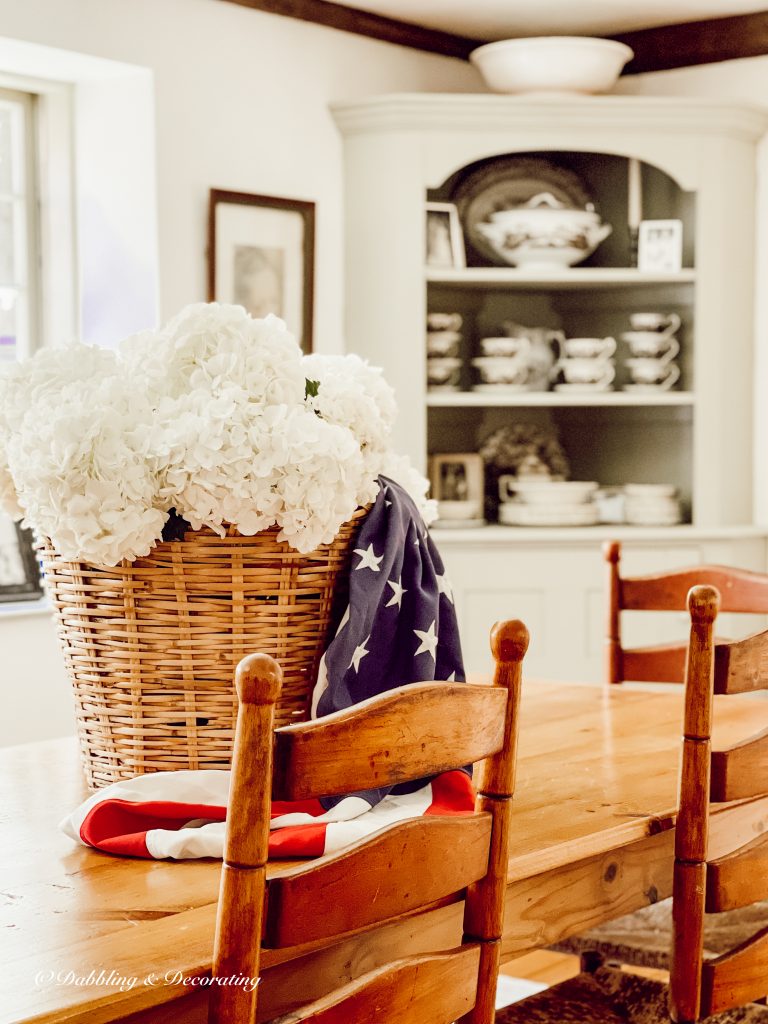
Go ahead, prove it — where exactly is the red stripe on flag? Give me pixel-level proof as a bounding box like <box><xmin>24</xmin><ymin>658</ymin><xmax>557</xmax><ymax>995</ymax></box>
<box><xmin>425</xmin><ymin>771</ymin><xmax>475</xmax><ymax>815</ymax></box>
<box><xmin>268</xmin><ymin>823</ymin><xmax>327</xmax><ymax>858</ymax></box>
<box><xmin>80</xmin><ymin>799</ymin><xmax>226</xmax><ymax>849</ymax></box>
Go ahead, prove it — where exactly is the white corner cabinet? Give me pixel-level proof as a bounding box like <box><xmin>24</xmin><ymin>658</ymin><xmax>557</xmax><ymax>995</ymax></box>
<box><xmin>332</xmin><ymin>94</ymin><xmax>768</xmax><ymax>679</ymax></box>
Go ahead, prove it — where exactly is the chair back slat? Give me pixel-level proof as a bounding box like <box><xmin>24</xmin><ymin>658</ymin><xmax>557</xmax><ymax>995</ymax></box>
<box><xmin>272</xmin><ymin>683</ymin><xmax>507</xmax><ymax>802</ymax></box>
<box><xmin>707</xmin><ymin>832</ymin><xmax>768</xmax><ymax>912</ymax></box>
<box><xmin>710</xmin><ymin>726</ymin><xmax>768</xmax><ymax>802</ymax></box>
<box><xmin>714</xmin><ymin>629</ymin><xmax>768</xmax><ymax>694</ymax></box>
<box><xmin>621</xmin><ymin>566</ymin><xmax>768</xmax><ymax>613</ymax></box>
<box><xmin>264</xmin><ymin>813</ymin><xmax>492</xmax><ymax>948</ymax></box>
<box><xmin>621</xmin><ymin>644</ymin><xmax>688</xmax><ymax>684</ymax></box>
<box><xmin>270</xmin><ymin>946</ymin><xmax>481</xmax><ymax>1024</ymax></box>
<box><xmin>700</xmin><ymin>926</ymin><xmax>768</xmax><ymax>1018</ymax></box>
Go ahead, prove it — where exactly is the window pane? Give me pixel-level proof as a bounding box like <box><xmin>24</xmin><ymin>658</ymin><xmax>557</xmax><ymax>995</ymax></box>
<box><xmin>0</xmin><ymin>288</ymin><xmax>18</xmax><ymax>362</ymax></box>
<box><xmin>0</xmin><ymin>200</ymin><xmax>15</xmax><ymax>283</ymax></box>
<box><xmin>0</xmin><ymin>106</ymin><xmax>15</xmax><ymax>196</ymax></box>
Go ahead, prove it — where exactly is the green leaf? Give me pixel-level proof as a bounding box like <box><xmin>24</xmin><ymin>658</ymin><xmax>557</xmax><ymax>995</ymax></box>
<box><xmin>305</xmin><ymin>378</ymin><xmax>320</xmax><ymax>399</ymax></box>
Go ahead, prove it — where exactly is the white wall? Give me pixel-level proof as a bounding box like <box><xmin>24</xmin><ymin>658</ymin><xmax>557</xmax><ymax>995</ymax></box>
<box><xmin>0</xmin><ymin>0</ymin><xmax>477</xmax><ymax>745</ymax></box>
<box><xmin>0</xmin><ymin>0</ymin><xmax>479</xmax><ymax>350</ymax></box>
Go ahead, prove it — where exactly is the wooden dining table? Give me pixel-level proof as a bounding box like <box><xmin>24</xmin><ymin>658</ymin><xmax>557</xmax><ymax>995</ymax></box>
<box><xmin>2</xmin><ymin>680</ymin><xmax>767</xmax><ymax>1024</ymax></box>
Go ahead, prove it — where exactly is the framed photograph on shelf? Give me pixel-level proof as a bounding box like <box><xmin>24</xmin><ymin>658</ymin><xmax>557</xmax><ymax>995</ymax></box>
<box><xmin>429</xmin><ymin>453</ymin><xmax>484</xmax><ymax>505</ymax></box>
<box><xmin>637</xmin><ymin>219</ymin><xmax>683</xmax><ymax>273</ymax></box>
<box><xmin>0</xmin><ymin>518</ymin><xmax>42</xmax><ymax>603</ymax></box>
<box><xmin>425</xmin><ymin>202</ymin><xmax>466</xmax><ymax>269</ymax></box>
<box><xmin>208</xmin><ymin>189</ymin><xmax>315</xmax><ymax>353</ymax></box>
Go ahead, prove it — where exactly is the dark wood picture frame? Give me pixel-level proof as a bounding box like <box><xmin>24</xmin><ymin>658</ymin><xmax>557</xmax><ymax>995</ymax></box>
<box><xmin>0</xmin><ymin>521</ymin><xmax>42</xmax><ymax>603</ymax></box>
<box><xmin>208</xmin><ymin>188</ymin><xmax>315</xmax><ymax>353</ymax></box>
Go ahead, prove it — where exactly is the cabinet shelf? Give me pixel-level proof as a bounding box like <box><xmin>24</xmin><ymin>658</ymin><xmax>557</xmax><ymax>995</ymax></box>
<box><xmin>427</xmin><ymin>391</ymin><xmax>695</xmax><ymax>408</ymax></box>
<box><xmin>429</xmin><ymin>524</ymin><xmax>768</xmax><ymax>544</ymax></box>
<box><xmin>426</xmin><ymin>267</ymin><xmax>697</xmax><ymax>290</ymax></box>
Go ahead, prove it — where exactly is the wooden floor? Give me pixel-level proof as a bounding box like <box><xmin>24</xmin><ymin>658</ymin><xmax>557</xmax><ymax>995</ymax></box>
<box><xmin>502</xmin><ymin>951</ymin><xmax>580</xmax><ymax>986</ymax></box>
<box><xmin>500</xmin><ymin>950</ymin><xmax>670</xmax><ymax>987</ymax></box>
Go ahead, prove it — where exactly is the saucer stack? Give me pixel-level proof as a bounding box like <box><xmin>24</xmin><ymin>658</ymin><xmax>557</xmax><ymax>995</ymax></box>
<box><xmin>621</xmin><ymin>312</ymin><xmax>681</xmax><ymax>393</ymax></box>
<box><xmin>623</xmin><ymin>484</ymin><xmax>683</xmax><ymax>526</ymax></box>
<box><xmin>499</xmin><ymin>479</ymin><xmax>599</xmax><ymax>526</ymax></box>
<box><xmin>426</xmin><ymin>312</ymin><xmax>463</xmax><ymax>391</ymax></box>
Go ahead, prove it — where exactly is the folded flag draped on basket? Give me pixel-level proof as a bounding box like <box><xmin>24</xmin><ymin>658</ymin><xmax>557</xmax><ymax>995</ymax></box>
<box><xmin>61</xmin><ymin>476</ymin><xmax>470</xmax><ymax>860</ymax></box>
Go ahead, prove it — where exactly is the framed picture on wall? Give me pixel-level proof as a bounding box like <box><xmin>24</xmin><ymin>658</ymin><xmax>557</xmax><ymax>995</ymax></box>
<box><xmin>0</xmin><ymin>518</ymin><xmax>42</xmax><ymax>603</ymax></box>
<box><xmin>208</xmin><ymin>189</ymin><xmax>315</xmax><ymax>353</ymax></box>
<box><xmin>425</xmin><ymin>202</ymin><xmax>466</xmax><ymax>269</ymax></box>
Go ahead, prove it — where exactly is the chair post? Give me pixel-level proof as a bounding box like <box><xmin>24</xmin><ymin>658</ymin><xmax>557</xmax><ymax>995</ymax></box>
<box><xmin>670</xmin><ymin>585</ymin><xmax>719</xmax><ymax>1024</ymax></box>
<box><xmin>460</xmin><ymin>619</ymin><xmax>529</xmax><ymax>1024</ymax></box>
<box><xmin>209</xmin><ymin>653</ymin><xmax>282</xmax><ymax>1024</ymax></box>
<box><xmin>604</xmin><ymin>541</ymin><xmax>622</xmax><ymax>685</ymax></box>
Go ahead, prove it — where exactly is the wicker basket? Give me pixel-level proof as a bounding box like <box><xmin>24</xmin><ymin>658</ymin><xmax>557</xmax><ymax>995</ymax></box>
<box><xmin>41</xmin><ymin>510</ymin><xmax>366</xmax><ymax>788</ymax></box>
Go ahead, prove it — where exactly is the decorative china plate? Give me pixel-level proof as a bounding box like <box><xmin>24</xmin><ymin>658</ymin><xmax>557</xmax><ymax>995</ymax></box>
<box><xmin>451</xmin><ymin>157</ymin><xmax>593</xmax><ymax>264</ymax></box>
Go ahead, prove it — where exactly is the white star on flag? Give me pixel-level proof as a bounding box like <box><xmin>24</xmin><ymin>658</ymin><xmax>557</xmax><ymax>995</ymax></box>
<box><xmin>354</xmin><ymin>544</ymin><xmax>383</xmax><ymax>572</ymax></box>
<box><xmin>414</xmin><ymin>620</ymin><xmax>439</xmax><ymax>661</ymax></box>
<box><xmin>349</xmin><ymin>636</ymin><xmax>370</xmax><ymax>672</ymax></box>
<box><xmin>436</xmin><ymin>573</ymin><xmax>454</xmax><ymax>603</ymax></box>
<box><xmin>385</xmin><ymin>577</ymin><xmax>406</xmax><ymax>609</ymax></box>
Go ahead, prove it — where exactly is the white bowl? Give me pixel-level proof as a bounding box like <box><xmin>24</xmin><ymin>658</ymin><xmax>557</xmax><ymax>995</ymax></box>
<box><xmin>624</xmin><ymin>484</ymin><xmax>677</xmax><ymax>499</ymax></box>
<box><xmin>470</xmin><ymin>37</ymin><xmax>634</xmax><ymax>95</ymax></box>
<box><xmin>512</xmin><ymin>480</ymin><xmax>598</xmax><ymax>506</ymax></box>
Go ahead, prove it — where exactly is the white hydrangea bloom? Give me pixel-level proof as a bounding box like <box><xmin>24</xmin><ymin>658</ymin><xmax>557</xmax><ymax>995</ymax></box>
<box><xmin>1</xmin><ymin>303</ymin><xmax>432</xmax><ymax>565</ymax></box>
<box><xmin>4</xmin><ymin>375</ymin><xmax>166</xmax><ymax>563</ymax></box>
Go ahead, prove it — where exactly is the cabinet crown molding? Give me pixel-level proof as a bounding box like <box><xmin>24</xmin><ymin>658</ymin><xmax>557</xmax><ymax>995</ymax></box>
<box><xmin>331</xmin><ymin>93</ymin><xmax>768</xmax><ymax>142</ymax></box>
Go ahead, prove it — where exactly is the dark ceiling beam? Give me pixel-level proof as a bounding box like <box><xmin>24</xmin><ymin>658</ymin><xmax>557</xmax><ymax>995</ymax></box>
<box><xmin>219</xmin><ymin>0</ymin><xmax>478</xmax><ymax>60</ymax></box>
<box><xmin>612</xmin><ymin>9</ymin><xmax>768</xmax><ymax>74</ymax></box>
<box><xmin>219</xmin><ymin>1</ymin><xmax>768</xmax><ymax>75</ymax></box>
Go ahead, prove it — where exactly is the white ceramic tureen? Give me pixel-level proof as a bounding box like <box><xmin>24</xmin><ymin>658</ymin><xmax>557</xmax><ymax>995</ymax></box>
<box><xmin>475</xmin><ymin>192</ymin><xmax>612</xmax><ymax>270</ymax></box>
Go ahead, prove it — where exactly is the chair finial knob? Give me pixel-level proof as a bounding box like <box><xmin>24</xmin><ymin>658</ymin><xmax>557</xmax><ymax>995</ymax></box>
<box><xmin>491</xmin><ymin>620</ymin><xmax>530</xmax><ymax>663</ymax></box>
<box><xmin>603</xmin><ymin>540</ymin><xmax>621</xmax><ymax>564</ymax></box>
<box><xmin>688</xmin><ymin>584</ymin><xmax>720</xmax><ymax>623</ymax></box>
<box><xmin>235</xmin><ymin>653</ymin><xmax>283</xmax><ymax>705</ymax></box>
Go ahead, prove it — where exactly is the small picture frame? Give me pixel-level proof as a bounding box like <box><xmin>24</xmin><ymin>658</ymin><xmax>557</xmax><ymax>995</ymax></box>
<box><xmin>425</xmin><ymin>202</ymin><xmax>466</xmax><ymax>269</ymax></box>
<box><xmin>637</xmin><ymin>219</ymin><xmax>683</xmax><ymax>273</ymax></box>
<box><xmin>429</xmin><ymin>453</ymin><xmax>484</xmax><ymax>504</ymax></box>
<box><xmin>0</xmin><ymin>518</ymin><xmax>42</xmax><ymax>603</ymax></box>
<box><xmin>208</xmin><ymin>189</ymin><xmax>315</xmax><ymax>353</ymax></box>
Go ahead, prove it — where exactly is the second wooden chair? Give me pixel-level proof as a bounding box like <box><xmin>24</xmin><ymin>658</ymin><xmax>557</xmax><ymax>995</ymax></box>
<box><xmin>500</xmin><ymin>584</ymin><xmax>768</xmax><ymax>1024</ymax></box>
<box><xmin>604</xmin><ymin>540</ymin><xmax>768</xmax><ymax>685</ymax></box>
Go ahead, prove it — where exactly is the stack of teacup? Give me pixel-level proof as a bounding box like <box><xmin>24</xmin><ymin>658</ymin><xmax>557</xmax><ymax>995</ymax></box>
<box><xmin>426</xmin><ymin>312</ymin><xmax>463</xmax><ymax>390</ymax></box>
<box><xmin>472</xmin><ymin>335</ymin><xmax>533</xmax><ymax>391</ymax></box>
<box><xmin>553</xmin><ymin>336</ymin><xmax>616</xmax><ymax>392</ymax></box>
<box><xmin>621</xmin><ymin>312</ymin><xmax>681</xmax><ymax>392</ymax></box>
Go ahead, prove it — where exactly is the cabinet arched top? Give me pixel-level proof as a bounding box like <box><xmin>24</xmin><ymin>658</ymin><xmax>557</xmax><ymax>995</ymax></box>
<box><xmin>333</xmin><ymin>93</ymin><xmax>768</xmax><ymax>194</ymax></box>
<box><xmin>430</xmin><ymin>147</ymin><xmax>690</xmax><ymax>195</ymax></box>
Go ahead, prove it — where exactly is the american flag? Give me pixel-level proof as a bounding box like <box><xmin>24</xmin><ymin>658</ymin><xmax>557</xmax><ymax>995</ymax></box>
<box><xmin>61</xmin><ymin>477</ymin><xmax>473</xmax><ymax>860</ymax></box>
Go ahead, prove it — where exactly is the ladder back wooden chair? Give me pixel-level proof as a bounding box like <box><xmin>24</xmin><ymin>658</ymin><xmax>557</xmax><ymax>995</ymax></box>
<box><xmin>499</xmin><ymin>584</ymin><xmax>768</xmax><ymax>1024</ymax></box>
<box><xmin>555</xmin><ymin>543</ymin><xmax>768</xmax><ymax>970</ymax></box>
<box><xmin>604</xmin><ymin>540</ymin><xmax>768</xmax><ymax>686</ymax></box>
<box><xmin>209</xmin><ymin>619</ymin><xmax>529</xmax><ymax>1024</ymax></box>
